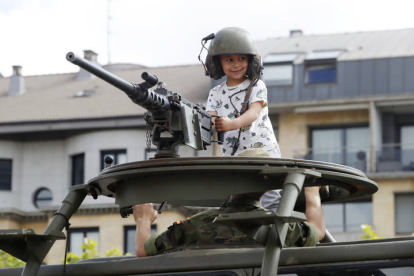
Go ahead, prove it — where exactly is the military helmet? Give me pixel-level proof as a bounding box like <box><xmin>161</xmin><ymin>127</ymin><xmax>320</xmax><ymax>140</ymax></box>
<box><xmin>205</xmin><ymin>27</ymin><xmax>262</xmax><ymax>80</ymax></box>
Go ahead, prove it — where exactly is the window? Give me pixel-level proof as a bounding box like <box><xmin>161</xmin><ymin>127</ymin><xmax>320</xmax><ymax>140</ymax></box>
<box><xmin>0</xmin><ymin>159</ymin><xmax>12</xmax><ymax>190</ymax></box>
<box><xmin>101</xmin><ymin>149</ymin><xmax>127</xmax><ymax>170</ymax></box>
<box><xmin>71</xmin><ymin>153</ymin><xmax>85</xmax><ymax>186</ymax></box>
<box><xmin>305</xmin><ymin>50</ymin><xmax>342</xmax><ymax>84</ymax></box>
<box><xmin>401</xmin><ymin>125</ymin><xmax>414</xmax><ymax>170</ymax></box>
<box><xmin>311</xmin><ymin>126</ymin><xmax>369</xmax><ymax>171</ymax></box>
<box><xmin>395</xmin><ymin>193</ymin><xmax>414</xmax><ymax>234</ymax></box>
<box><xmin>124</xmin><ymin>225</ymin><xmax>157</xmax><ymax>254</ymax></box>
<box><xmin>323</xmin><ymin>198</ymin><xmax>372</xmax><ymax>233</ymax></box>
<box><xmin>263</xmin><ymin>64</ymin><xmax>293</xmax><ymax>86</ymax></box>
<box><xmin>33</xmin><ymin>188</ymin><xmax>53</xmax><ymax>208</ymax></box>
<box><xmin>305</xmin><ymin>64</ymin><xmax>336</xmax><ymax>84</ymax></box>
<box><xmin>69</xmin><ymin>227</ymin><xmax>99</xmax><ymax>255</ymax></box>
<box><xmin>263</xmin><ymin>53</ymin><xmax>298</xmax><ymax>86</ymax></box>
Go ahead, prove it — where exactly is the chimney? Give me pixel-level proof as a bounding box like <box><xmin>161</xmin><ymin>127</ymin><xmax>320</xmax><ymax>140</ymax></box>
<box><xmin>8</xmin><ymin>65</ymin><xmax>26</xmax><ymax>96</ymax></box>
<box><xmin>76</xmin><ymin>50</ymin><xmax>99</xmax><ymax>80</ymax></box>
<box><xmin>290</xmin><ymin>30</ymin><xmax>303</xmax><ymax>37</ymax></box>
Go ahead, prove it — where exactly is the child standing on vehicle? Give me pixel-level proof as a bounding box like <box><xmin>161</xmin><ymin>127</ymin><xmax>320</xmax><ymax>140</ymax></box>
<box><xmin>202</xmin><ymin>27</ymin><xmax>282</xmax><ymax>210</ymax></box>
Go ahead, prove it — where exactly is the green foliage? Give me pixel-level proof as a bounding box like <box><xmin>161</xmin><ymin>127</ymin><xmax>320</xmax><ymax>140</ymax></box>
<box><xmin>0</xmin><ymin>250</ymin><xmax>25</xmax><ymax>268</ymax></box>
<box><xmin>65</xmin><ymin>238</ymin><xmax>131</xmax><ymax>264</ymax></box>
<box><xmin>361</xmin><ymin>224</ymin><xmax>384</xmax><ymax>240</ymax></box>
<box><xmin>105</xmin><ymin>247</ymin><xmax>122</xmax><ymax>257</ymax></box>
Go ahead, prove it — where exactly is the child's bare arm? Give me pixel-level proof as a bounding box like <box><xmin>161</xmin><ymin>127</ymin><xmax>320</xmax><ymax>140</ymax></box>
<box><xmin>214</xmin><ymin>101</ymin><xmax>263</xmax><ymax>132</ymax></box>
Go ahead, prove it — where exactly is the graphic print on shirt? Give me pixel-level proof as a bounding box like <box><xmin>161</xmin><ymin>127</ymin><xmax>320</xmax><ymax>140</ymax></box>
<box><xmin>210</xmin><ymin>100</ymin><xmax>223</xmax><ymax>112</ymax></box>
<box><xmin>256</xmin><ymin>89</ymin><xmax>266</xmax><ymax>99</ymax></box>
<box><xmin>252</xmin><ymin>142</ymin><xmax>265</xmax><ymax>148</ymax></box>
<box><xmin>241</xmin><ymin>124</ymin><xmax>251</xmax><ymax>132</ymax></box>
<box><xmin>206</xmin><ymin>79</ymin><xmax>280</xmax><ymax>157</ymax></box>
<box><xmin>226</xmin><ymin>137</ymin><xmax>239</xmax><ymax>148</ymax></box>
<box><xmin>227</xmin><ymin>111</ymin><xmax>237</xmax><ymax>119</ymax></box>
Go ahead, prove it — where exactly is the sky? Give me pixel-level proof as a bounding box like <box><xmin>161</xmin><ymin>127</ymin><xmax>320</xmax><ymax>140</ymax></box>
<box><xmin>1</xmin><ymin>0</ymin><xmax>414</xmax><ymax>77</ymax></box>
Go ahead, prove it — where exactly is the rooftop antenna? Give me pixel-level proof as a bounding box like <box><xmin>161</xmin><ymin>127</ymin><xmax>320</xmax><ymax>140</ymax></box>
<box><xmin>107</xmin><ymin>0</ymin><xmax>112</xmax><ymax>64</ymax></box>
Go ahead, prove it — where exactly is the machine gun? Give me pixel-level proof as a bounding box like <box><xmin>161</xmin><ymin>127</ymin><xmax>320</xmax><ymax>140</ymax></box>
<box><xmin>0</xmin><ymin>53</ymin><xmax>380</xmax><ymax>276</ymax></box>
<box><xmin>66</xmin><ymin>52</ymin><xmax>223</xmax><ymax>158</ymax></box>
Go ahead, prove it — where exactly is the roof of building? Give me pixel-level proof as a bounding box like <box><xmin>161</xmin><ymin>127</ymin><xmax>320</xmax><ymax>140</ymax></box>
<box><xmin>2</xmin><ymin>28</ymin><xmax>413</xmax><ymax>125</ymax></box>
<box><xmin>0</xmin><ymin>64</ymin><xmax>210</xmax><ymax>124</ymax></box>
<box><xmin>257</xmin><ymin>28</ymin><xmax>414</xmax><ymax>62</ymax></box>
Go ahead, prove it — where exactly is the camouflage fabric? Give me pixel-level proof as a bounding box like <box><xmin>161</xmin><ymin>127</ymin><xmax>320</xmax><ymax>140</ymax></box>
<box><xmin>144</xmin><ymin>197</ymin><xmax>318</xmax><ymax>256</ymax></box>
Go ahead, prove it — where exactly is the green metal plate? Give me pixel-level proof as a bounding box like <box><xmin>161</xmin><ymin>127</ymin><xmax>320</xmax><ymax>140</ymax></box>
<box><xmin>85</xmin><ymin>157</ymin><xmax>378</xmax><ymax>208</ymax></box>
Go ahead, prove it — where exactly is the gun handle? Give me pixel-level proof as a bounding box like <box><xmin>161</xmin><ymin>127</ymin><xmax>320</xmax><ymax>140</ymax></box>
<box><xmin>217</xmin><ymin>132</ymin><xmax>224</xmax><ymax>145</ymax></box>
<box><xmin>210</xmin><ymin>115</ymin><xmax>224</xmax><ymax>145</ymax></box>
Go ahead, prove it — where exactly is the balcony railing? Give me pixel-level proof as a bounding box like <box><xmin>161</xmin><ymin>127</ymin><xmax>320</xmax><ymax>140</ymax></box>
<box><xmin>293</xmin><ymin>147</ymin><xmax>370</xmax><ymax>172</ymax></box>
<box><xmin>376</xmin><ymin>143</ymin><xmax>414</xmax><ymax>173</ymax></box>
<box><xmin>294</xmin><ymin>143</ymin><xmax>414</xmax><ymax>173</ymax></box>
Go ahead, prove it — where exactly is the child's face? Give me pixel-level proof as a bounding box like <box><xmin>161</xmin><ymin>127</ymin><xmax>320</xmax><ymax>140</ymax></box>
<box><xmin>220</xmin><ymin>54</ymin><xmax>248</xmax><ymax>86</ymax></box>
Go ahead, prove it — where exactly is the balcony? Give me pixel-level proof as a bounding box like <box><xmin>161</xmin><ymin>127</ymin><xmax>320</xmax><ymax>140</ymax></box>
<box><xmin>294</xmin><ymin>143</ymin><xmax>414</xmax><ymax>173</ymax></box>
<box><xmin>376</xmin><ymin>144</ymin><xmax>414</xmax><ymax>173</ymax></box>
<box><xmin>293</xmin><ymin>147</ymin><xmax>369</xmax><ymax>172</ymax></box>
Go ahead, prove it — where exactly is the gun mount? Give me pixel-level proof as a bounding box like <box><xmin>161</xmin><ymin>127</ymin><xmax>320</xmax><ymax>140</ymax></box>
<box><xmin>66</xmin><ymin>52</ymin><xmax>221</xmax><ymax>158</ymax></box>
<box><xmin>1</xmin><ymin>157</ymin><xmax>379</xmax><ymax>276</ymax></box>
<box><xmin>0</xmin><ymin>53</ymin><xmax>384</xmax><ymax>276</ymax></box>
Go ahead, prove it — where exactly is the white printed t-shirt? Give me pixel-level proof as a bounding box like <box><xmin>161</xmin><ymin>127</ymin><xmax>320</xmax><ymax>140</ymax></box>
<box><xmin>206</xmin><ymin>79</ymin><xmax>281</xmax><ymax>157</ymax></box>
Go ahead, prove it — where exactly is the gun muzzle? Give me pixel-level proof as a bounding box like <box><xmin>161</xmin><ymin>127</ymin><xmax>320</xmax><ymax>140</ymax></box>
<box><xmin>66</xmin><ymin>52</ymin><xmax>135</xmax><ymax>94</ymax></box>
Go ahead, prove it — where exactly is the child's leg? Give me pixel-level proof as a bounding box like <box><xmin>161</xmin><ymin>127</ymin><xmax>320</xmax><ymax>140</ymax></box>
<box><xmin>261</xmin><ymin>189</ymin><xmax>283</xmax><ymax>212</ymax></box>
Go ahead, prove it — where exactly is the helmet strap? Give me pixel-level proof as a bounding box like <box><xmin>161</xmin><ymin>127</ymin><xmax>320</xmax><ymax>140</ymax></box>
<box><xmin>198</xmin><ymin>33</ymin><xmax>216</xmax><ymax>77</ymax></box>
<box><xmin>230</xmin><ymin>74</ymin><xmax>259</xmax><ymax>156</ymax></box>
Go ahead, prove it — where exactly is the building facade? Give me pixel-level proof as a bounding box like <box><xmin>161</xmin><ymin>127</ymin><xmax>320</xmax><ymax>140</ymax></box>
<box><xmin>1</xmin><ymin>28</ymin><xmax>414</xmax><ymax>264</ymax></box>
<box><xmin>0</xmin><ymin>52</ymin><xmax>213</xmax><ymax>264</ymax></box>
<box><xmin>257</xmin><ymin>28</ymin><xmax>414</xmax><ymax>241</ymax></box>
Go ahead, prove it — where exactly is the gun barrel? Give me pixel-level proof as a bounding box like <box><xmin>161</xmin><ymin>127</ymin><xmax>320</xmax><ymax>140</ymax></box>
<box><xmin>66</xmin><ymin>52</ymin><xmax>172</xmax><ymax>118</ymax></box>
<box><xmin>66</xmin><ymin>52</ymin><xmax>135</xmax><ymax>94</ymax></box>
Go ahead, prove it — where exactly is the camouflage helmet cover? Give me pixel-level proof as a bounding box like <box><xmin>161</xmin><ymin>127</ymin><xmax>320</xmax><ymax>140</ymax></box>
<box><xmin>209</xmin><ymin>27</ymin><xmax>258</xmax><ymax>56</ymax></box>
<box><xmin>205</xmin><ymin>27</ymin><xmax>262</xmax><ymax>80</ymax></box>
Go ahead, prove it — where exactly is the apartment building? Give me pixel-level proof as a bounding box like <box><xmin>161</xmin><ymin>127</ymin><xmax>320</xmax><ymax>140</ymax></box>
<box><xmin>257</xmin><ymin>28</ymin><xmax>414</xmax><ymax>241</ymax></box>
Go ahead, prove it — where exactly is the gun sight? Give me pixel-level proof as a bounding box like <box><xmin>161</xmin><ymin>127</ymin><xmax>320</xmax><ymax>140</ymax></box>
<box><xmin>141</xmin><ymin>72</ymin><xmax>158</xmax><ymax>87</ymax></box>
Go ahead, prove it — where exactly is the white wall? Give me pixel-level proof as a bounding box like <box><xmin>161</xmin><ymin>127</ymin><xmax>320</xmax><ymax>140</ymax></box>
<box><xmin>65</xmin><ymin>129</ymin><xmax>147</xmax><ymax>206</ymax></box>
<box><xmin>20</xmin><ymin>140</ymin><xmax>67</xmax><ymax>211</ymax></box>
<box><xmin>0</xmin><ymin>129</ymin><xmax>215</xmax><ymax>212</ymax></box>
<box><xmin>0</xmin><ymin>140</ymin><xmax>22</xmax><ymax>210</ymax></box>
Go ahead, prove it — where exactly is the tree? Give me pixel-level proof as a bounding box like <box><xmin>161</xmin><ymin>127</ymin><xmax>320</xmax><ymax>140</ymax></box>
<box><xmin>0</xmin><ymin>250</ymin><xmax>25</xmax><ymax>268</ymax></box>
<box><xmin>360</xmin><ymin>224</ymin><xmax>384</xmax><ymax>240</ymax></box>
<box><xmin>65</xmin><ymin>238</ymin><xmax>130</xmax><ymax>264</ymax></box>
<box><xmin>0</xmin><ymin>238</ymin><xmax>130</xmax><ymax>267</ymax></box>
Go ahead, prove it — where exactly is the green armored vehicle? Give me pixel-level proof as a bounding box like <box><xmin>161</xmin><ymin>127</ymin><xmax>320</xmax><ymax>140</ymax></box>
<box><xmin>1</xmin><ymin>53</ymin><xmax>413</xmax><ymax>276</ymax></box>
